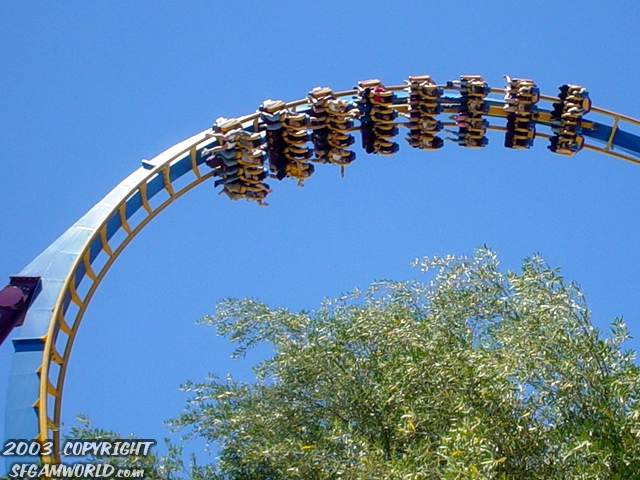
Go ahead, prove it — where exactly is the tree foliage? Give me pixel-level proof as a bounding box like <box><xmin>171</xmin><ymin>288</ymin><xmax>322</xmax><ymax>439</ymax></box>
<box><xmin>164</xmin><ymin>248</ymin><xmax>640</xmax><ymax>479</ymax></box>
<box><xmin>59</xmin><ymin>248</ymin><xmax>640</xmax><ymax>479</ymax></box>
<box><xmin>61</xmin><ymin>415</ymin><xmax>219</xmax><ymax>480</ymax></box>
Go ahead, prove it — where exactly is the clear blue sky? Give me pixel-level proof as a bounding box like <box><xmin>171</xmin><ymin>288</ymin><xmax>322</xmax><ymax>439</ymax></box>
<box><xmin>2</xmin><ymin>0</ymin><xmax>640</xmax><ymax>469</ymax></box>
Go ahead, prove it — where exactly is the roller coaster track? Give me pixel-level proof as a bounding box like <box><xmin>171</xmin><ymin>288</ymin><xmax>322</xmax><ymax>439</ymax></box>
<box><xmin>3</xmin><ymin>75</ymin><xmax>640</xmax><ymax>465</ymax></box>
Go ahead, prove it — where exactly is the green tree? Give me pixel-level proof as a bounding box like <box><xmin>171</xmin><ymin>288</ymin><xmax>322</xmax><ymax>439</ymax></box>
<box><xmin>166</xmin><ymin>248</ymin><xmax>640</xmax><ymax>479</ymax></box>
<box><xmin>63</xmin><ymin>416</ymin><xmax>220</xmax><ymax>480</ymax></box>
<box><xmin>62</xmin><ymin>248</ymin><xmax>640</xmax><ymax>479</ymax></box>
